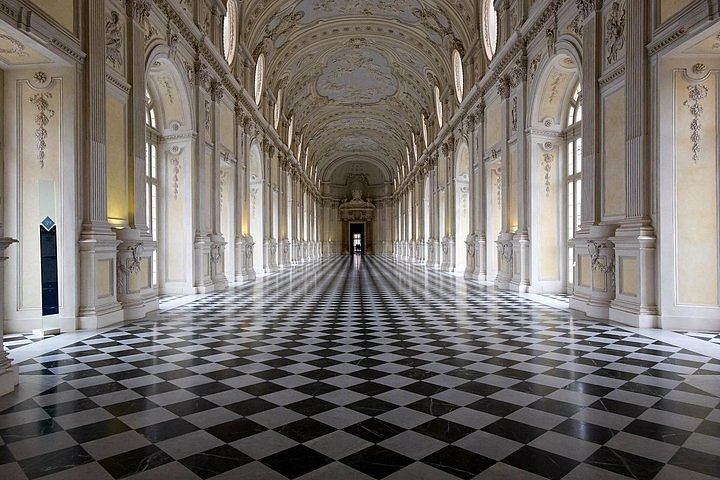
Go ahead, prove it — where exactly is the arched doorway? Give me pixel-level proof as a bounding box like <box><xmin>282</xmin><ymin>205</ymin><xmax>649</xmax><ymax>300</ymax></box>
<box><xmin>146</xmin><ymin>55</ymin><xmax>194</xmax><ymax>294</ymax></box>
<box><xmin>527</xmin><ymin>52</ymin><xmax>581</xmax><ymax>294</ymax></box>
<box><xmin>455</xmin><ymin>142</ymin><xmax>470</xmax><ymax>272</ymax></box>
<box><xmin>248</xmin><ymin>142</ymin><xmax>264</xmax><ymax>274</ymax></box>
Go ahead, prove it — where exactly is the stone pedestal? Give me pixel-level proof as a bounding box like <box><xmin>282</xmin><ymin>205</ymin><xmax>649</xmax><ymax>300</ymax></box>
<box><xmin>264</xmin><ymin>238</ymin><xmax>278</xmax><ymax>272</ymax></box>
<box><xmin>78</xmin><ymin>228</ymin><xmax>123</xmax><ymax>329</ymax></box>
<box><xmin>193</xmin><ymin>234</ymin><xmax>214</xmax><ymax>293</ymax></box>
<box><xmin>464</xmin><ymin>234</ymin><xmax>476</xmax><ymax>280</ymax></box>
<box><xmin>495</xmin><ymin>232</ymin><xmax>514</xmax><ymax>289</ymax></box>
<box><xmin>0</xmin><ymin>238</ymin><xmax>19</xmax><ymax>397</ymax></box>
<box><xmin>210</xmin><ymin>235</ymin><xmax>228</xmax><ymax>290</ymax></box>
<box><xmin>570</xmin><ymin>225</ymin><xmax>618</xmax><ymax>320</ymax></box>
<box><xmin>609</xmin><ymin>226</ymin><xmax>658</xmax><ymax>327</ymax></box>
<box><xmin>279</xmin><ymin>239</ymin><xmax>291</xmax><ymax>268</ymax></box>
<box><xmin>509</xmin><ymin>232</ymin><xmax>530</xmax><ymax>293</ymax></box>
<box><xmin>116</xmin><ymin>228</ymin><xmax>150</xmax><ymax>320</ymax></box>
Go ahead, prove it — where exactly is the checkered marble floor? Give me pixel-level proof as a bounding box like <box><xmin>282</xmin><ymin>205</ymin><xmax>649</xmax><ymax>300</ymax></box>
<box><xmin>3</xmin><ymin>334</ymin><xmax>48</xmax><ymax>351</ymax></box>
<box><xmin>1</xmin><ymin>255</ymin><xmax>719</xmax><ymax>480</ymax></box>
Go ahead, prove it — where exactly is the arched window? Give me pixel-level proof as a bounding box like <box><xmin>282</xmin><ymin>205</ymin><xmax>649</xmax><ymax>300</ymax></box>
<box><xmin>223</xmin><ymin>0</ymin><xmax>238</xmax><ymax>64</ymax></box>
<box><xmin>254</xmin><ymin>53</ymin><xmax>265</xmax><ymax>105</ymax></box>
<box><xmin>287</xmin><ymin>115</ymin><xmax>294</xmax><ymax>147</ymax></box>
<box><xmin>145</xmin><ymin>90</ymin><xmax>159</xmax><ymax>286</ymax></box>
<box><xmin>434</xmin><ymin>85</ymin><xmax>443</xmax><ymax>128</ymax></box>
<box><xmin>482</xmin><ymin>0</ymin><xmax>498</xmax><ymax>61</ymax></box>
<box><xmin>565</xmin><ymin>81</ymin><xmax>582</xmax><ymax>289</ymax></box>
<box><xmin>452</xmin><ymin>49</ymin><xmax>464</xmax><ymax>103</ymax></box>
<box><xmin>274</xmin><ymin>88</ymin><xmax>282</xmax><ymax>129</ymax></box>
<box><xmin>422</xmin><ymin>115</ymin><xmax>429</xmax><ymax>146</ymax></box>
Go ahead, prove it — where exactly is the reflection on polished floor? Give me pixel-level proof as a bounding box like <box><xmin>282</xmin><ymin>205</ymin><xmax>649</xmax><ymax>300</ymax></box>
<box><xmin>1</xmin><ymin>256</ymin><xmax>719</xmax><ymax>480</ymax></box>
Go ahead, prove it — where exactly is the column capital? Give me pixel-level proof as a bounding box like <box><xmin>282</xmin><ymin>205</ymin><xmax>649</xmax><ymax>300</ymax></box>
<box><xmin>497</xmin><ymin>75</ymin><xmax>511</xmax><ymax>99</ymax></box>
<box><xmin>125</xmin><ymin>0</ymin><xmax>151</xmax><ymax>23</ymax></box>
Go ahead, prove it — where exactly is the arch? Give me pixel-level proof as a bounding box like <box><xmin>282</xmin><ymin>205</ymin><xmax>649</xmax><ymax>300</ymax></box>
<box><xmin>248</xmin><ymin>141</ymin><xmax>264</xmax><ymax>273</ymax></box>
<box><xmin>455</xmin><ymin>141</ymin><xmax>470</xmax><ymax>271</ymax></box>
<box><xmin>145</xmin><ymin>49</ymin><xmax>196</xmax><ymax>294</ymax></box>
<box><xmin>145</xmin><ymin>46</ymin><xmax>194</xmax><ymax>133</ymax></box>
<box><xmin>528</xmin><ymin>48</ymin><xmax>582</xmax><ymax>128</ymax></box>
<box><xmin>527</xmin><ymin>51</ymin><xmax>582</xmax><ymax>294</ymax></box>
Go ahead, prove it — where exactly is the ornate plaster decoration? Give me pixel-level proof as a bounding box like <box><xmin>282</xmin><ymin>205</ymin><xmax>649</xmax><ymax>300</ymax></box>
<box><xmin>528</xmin><ymin>55</ymin><xmax>542</xmax><ymax>83</ymax></box>
<box><xmin>171</xmin><ymin>157</ymin><xmax>181</xmax><ymax>200</ymax></box>
<box><xmin>0</xmin><ymin>34</ymin><xmax>28</xmax><ymax>56</ymax></box>
<box><xmin>498</xmin><ymin>241</ymin><xmax>513</xmax><ymax>263</ymax></box>
<box><xmin>546</xmin><ymin>28</ymin><xmax>556</xmax><ymax>57</ymax></box>
<box><xmin>491</xmin><ymin>165</ymin><xmax>502</xmax><ymax>208</ymax></box>
<box><xmin>605</xmin><ymin>1</ymin><xmax>626</xmax><ymax>65</ymax></box>
<box><xmin>714</xmin><ymin>32</ymin><xmax>720</xmax><ymax>49</ymax></box>
<box><xmin>569</xmin><ymin>14</ymin><xmax>584</xmax><ymax>38</ymax></box>
<box><xmin>29</xmin><ymin>92</ymin><xmax>55</xmax><ymax>168</ymax></box>
<box><xmin>127</xmin><ymin>0</ymin><xmax>151</xmax><ymax>23</ymax></box>
<box><xmin>496</xmin><ymin>76</ymin><xmax>511</xmax><ymax>99</ymax></box>
<box><xmin>210</xmin><ymin>242</ymin><xmax>223</xmax><ymax>265</ymax></box>
<box><xmin>587</xmin><ymin>240</ymin><xmax>615</xmax><ymax>290</ymax></box>
<box><xmin>542</xmin><ymin>154</ymin><xmax>553</xmax><ymax>197</ymax></box>
<box><xmin>683</xmin><ymin>83</ymin><xmax>709</xmax><ymax>164</ymax></box>
<box><xmin>106</xmin><ymin>11</ymin><xmax>123</xmax><ymax>69</ymax></box>
<box><xmin>117</xmin><ymin>243</ymin><xmax>143</xmax><ymax>294</ymax></box>
<box><xmin>33</xmin><ymin>71</ymin><xmax>48</xmax><ymax>85</ymax></box>
<box><xmin>576</xmin><ymin>0</ymin><xmax>598</xmax><ymax>21</ymax></box>
<box><xmin>265</xmin><ymin>10</ymin><xmax>304</xmax><ymax>44</ymax></box>
<box><xmin>204</xmin><ymin>100</ymin><xmax>211</xmax><ymax>135</ymax></box>
<box><xmin>692</xmin><ymin>63</ymin><xmax>706</xmax><ymax>74</ymax></box>
<box><xmin>511</xmin><ymin>97</ymin><xmax>518</xmax><ymax>132</ymax></box>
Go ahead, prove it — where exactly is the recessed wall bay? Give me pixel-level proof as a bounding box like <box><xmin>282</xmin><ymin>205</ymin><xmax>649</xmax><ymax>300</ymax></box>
<box><xmin>106</xmin><ymin>96</ymin><xmax>128</xmax><ymax>226</ymax></box>
<box><xmin>602</xmin><ymin>87</ymin><xmax>626</xmax><ymax>219</ymax></box>
<box><xmin>675</xmin><ymin>70</ymin><xmax>718</xmax><ymax>306</ymax></box>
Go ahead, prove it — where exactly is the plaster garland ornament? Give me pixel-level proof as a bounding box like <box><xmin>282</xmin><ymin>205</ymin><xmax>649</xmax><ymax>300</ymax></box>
<box><xmin>542</xmin><ymin>154</ymin><xmax>553</xmax><ymax>197</ymax></box>
<box><xmin>29</xmin><ymin>92</ymin><xmax>55</xmax><ymax>168</ymax></box>
<box><xmin>171</xmin><ymin>157</ymin><xmax>181</xmax><ymax>200</ymax></box>
<box><xmin>0</xmin><ymin>34</ymin><xmax>28</xmax><ymax>56</ymax></box>
<box><xmin>511</xmin><ymin>97</ymin><xmax>518</xmax><ymax>132</ymax></box>
<box><xmin>683</xmin><ymin>83</ymin><xmax>709</xmax><ymax>164</ymax></box>
<box><xmin>605</xmin><ymin>1</ymin><xmax>626</xmax><ymax>65</ymax></box>
<box><xmin>105</xmin><ymin>11</ymin><xmax>123</xmax><ymax>69</ymax></box>
<box><xmin>204</xmin><ymin>100</ymin><xmax>211</xmax><ymax>134</ymax></box>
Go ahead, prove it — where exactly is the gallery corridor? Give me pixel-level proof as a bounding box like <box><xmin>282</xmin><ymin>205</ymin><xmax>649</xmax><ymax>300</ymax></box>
<box><xmin>0</xmin><ymin>256</ymin><xmax>719</xmax><ymax>480</ymax></box>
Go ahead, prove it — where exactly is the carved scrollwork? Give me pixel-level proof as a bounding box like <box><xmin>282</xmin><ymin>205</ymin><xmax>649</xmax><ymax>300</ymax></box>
<box><xmin>117</xmin><ymin>243</ymin><xmax>144</xmax><ymax>294</ymax></box>
<box><xmin>210</xmin><ymin>242</ymin><xmax>222</xmax><ymax>265</ymax></box>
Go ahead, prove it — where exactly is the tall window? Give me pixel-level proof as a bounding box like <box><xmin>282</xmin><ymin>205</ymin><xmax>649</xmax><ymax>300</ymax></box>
<box><xmin>482</xmin><ymin>0</ymin><xmax>498</xmax><ymax>61</ymax></box>
<box><xmin>223</xmin><ymin>0</ymin><xmax>238</xmax><ymax>64</ymax></box>
<box><xmin>254</xmin><ymin>53</ymin><xmax>265</xmax><ymax>105</ymax></box>
<box><xmin>434</xmin><ymin>85</ymin><xmax>443</xmax><ymax>128</ymax></box>
<box><xmin>145</xmin><ymin>91</ymin><xmax>159</xmax><ymax>286</ymax></box>
<box><xmin>566</xmin><ymin>81</ymin><xmax>582</xmax><ymax>289</ymax></box>
<box><xmin>452</xmin><ymin>49</ymin><xmax>464</xmax><ymax>103</ymax></box>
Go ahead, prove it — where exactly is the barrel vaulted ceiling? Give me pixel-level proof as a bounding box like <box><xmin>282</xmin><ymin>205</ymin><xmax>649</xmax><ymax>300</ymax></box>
<box><xmin>241</xmin><ymin>0</ymin><xmax>479</xmax><ymax>190</ymax></box>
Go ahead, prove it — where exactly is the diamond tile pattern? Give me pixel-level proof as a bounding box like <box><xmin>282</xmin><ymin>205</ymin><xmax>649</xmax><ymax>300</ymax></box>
<box><xmin>1</xmin><ymin>256</ymin><xmax>719</xmax><ymax>479</ymax></box>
